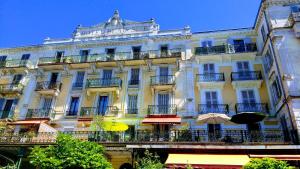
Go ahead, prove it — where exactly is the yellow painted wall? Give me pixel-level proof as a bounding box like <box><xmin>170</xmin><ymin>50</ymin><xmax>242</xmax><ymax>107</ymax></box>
<box><xmin>220</xmin><ymin>66</ymin><xmax>237</xmax><ymax>111</ymax></box>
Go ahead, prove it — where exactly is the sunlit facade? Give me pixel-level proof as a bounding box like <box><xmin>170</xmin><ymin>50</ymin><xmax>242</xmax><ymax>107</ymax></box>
<box><xmin>1</xmin><ymin>0</ymin><xmax>300</xmax><ymax>168</ymax></box>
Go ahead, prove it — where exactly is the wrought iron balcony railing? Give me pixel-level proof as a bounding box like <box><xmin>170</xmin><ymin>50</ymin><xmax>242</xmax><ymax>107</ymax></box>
<box><xmin>126</xmin><ymin>108</ymin><xmax>138</xmax><ymax>114</ymax></box>
<box><xmin>150</xmin><ymin>75</ymin><xmax>175</xmax><ymax>86</ymax></box>
<box><xmin>80</xmin><ymin>106</ymin><xmax>118</xmax><ymax>117</ymax></box>
<box><xmin>235</xmin><ymin>103</ymin><xmax>269</xmax><ymax>114</ymax></box>
<box><xmin>0</xmin><ymin>59</ymin><xmax>32</xmax><ymax>68</ymax></box>
<box><xmin>198</xmin><ymin>104</ymin><xmax>229</xmax><ymax>114</ymax></box>
<box><xmin>231</xmin><ymin>71</ymin><xmax>262</xmax><ymax>81</ymax></box>
<box><xmin>0</xmin><ymin>129</ymin><xmax>287</xmax><ymax>144</ymax></box>
<box><xmin>197</xmin><ymin>73</ymin><xmax>225</xmax><ymax>82</ymax></box>
<box><xmin>86</xmin><ymin>78</ymin><xmax>121</xmax><ymax>88</ymax></box>
<box><xmin>194</xmin><ymin>43</ymin><xmax>257</xmax><ymax>55</ymax></box>
<box><xmin>147</xmin><ymin>104</ymin><xmax>177</xmax><ymax>115</ymax></box>
<box><xmin>35</xmin><ymin>81</ymin><xmax>62</xmax><ymax>91</ymax></box>
<box><xmin>0</xmin><ymin>83</ymin><xmax>23</xmax><ymax>93</ymax></box>
<box><xmin>26</xmin><ymin>108</ymin><xmax>55</xmax><ymax>119</ymax></box>
<box><xmin>0</xmin><ymin>110</ymin><xmax>14</xmax><ymax>119</ymax></box>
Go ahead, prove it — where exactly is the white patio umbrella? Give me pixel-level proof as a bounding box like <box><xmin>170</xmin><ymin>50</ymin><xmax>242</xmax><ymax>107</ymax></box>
<box><xmin>197</xmin><ymin>113</ymin><xmax>235</xmax><ymax>125</ymax></box>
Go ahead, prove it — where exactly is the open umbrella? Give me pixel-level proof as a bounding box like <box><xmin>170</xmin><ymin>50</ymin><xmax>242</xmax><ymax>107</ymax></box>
<box><xmin>197</xmin><ymin>113</ymin><xmax>234</xmax><ymax>125</ymax></box>
<box><xmin>102</xmin><ymin>121</ymin><xmax>129</xmax><ymax>132</ymax></box>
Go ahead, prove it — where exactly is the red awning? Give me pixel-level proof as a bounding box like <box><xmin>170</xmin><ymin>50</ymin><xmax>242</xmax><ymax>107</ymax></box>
<box><xmin>249</xmin><ymin>155</ymin><xmax>300</xmax><ymax>161</ymax></box>
<box><xmin>142</xmin><ymin>117</ymin><xmax>181</xmax><ymax>124</ymax></box>
<box><xmin>7</xmin><ymin>120</ymin><xmax>47</xmax><ymax>125</ymax></box>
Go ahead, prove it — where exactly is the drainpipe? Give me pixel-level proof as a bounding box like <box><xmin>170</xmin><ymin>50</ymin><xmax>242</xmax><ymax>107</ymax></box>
<box><xmin>262</xmin><ymin>8</ymin><xmax>299</xmax><ymax>144</ymax></box>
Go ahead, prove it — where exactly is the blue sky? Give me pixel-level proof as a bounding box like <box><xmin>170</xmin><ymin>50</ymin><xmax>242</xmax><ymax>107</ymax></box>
<box><xmin>0</xmin><ymin>0</ymin><xmax>261</xmax><ymax>48</ymax></box>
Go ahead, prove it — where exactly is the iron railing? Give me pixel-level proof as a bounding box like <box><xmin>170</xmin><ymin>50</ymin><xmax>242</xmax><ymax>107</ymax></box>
<box><xmin>86</xmin><ymin>78</ymin><xmax>121</xmax><ymax>88</ymax></box>
<box><xmin>198</xmin><ymin>104</ymin><xmax>229</xmax><ymax>114</ymax></box>
<box><xmin>0</xmin><ymin>59</ymin><xmax>32</xmax><ymax>68</ymax></box>
<box><xmin>0</xmin><ymin>84</ymin><xmax>23</xmax><ymax>93</ymax></box>
<box><xmin>80</xmin><ymin>106</ymin><xmax>118</xmax><ymax>117</ymax></box>
<box><xmin>197</xmin><ymin>73</ymin><xmax>225</xmax><ymax>82</ymax></box>
<box><xmin>0</xmin><ymin>110</ymin><xmax>14</xmax><ymax>119</ymax></box>
<box><xmin>194</xmin><ymin>43</ymin><xmax>257</xmax><ymax>55</ymax></box>
<box><xmin>235</xmin><ymin>103</ymin><xmax>269</xmax><ymax>114</ymax></box>
<box><xmin>150</xmin><ymin>75</ymin><xmax>175</xmax><ymax>86</ymax></box>
<box><xmin>231</xmin><ymin>71</ymin><xmax>262</xmax><ymax>81</ymax></box>
<box><xmin>38</xmin><ymin>57</ymin><xmax>65</xmax><ymax>65</ymax></box>
<box><xmin>148</xmin><ymin>104</ymin><xmax>177</xmax><ymax>115</ymax></box>
<box><xmin>35</xmin><ymin>81</ymin><xmax>62</xmax><ymax>91</ymax></box>
<box><xmin>26</xmin><ymin>108</ymin><xmax>55</xmax><ymax>119</ymax></box>
<box><xmin>0</xmin><ymin>129</ymin><xmax>287</xmax><ymax>144</ymax></box>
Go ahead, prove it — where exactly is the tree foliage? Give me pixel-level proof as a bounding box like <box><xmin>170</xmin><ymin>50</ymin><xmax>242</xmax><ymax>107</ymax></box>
<box><xmin>136</xmin><ymin>150</ymin><xmax>164</xmax><ymax>169</ymax></box>
<box><xmin>29</xmin><ymin>134</ymin><xmax>112</xmax><ymax>169</ymax></box>
<box><xmin>244</xmin><ymin>158</ymin><xmax>294</xmax><ymax>169</ymax></box>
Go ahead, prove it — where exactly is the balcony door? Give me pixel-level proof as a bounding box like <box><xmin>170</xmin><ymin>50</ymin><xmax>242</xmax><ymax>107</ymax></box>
<box><xmin>12</xmin><ymin>74</ymin><xmax>23</xmax><ymax>85</ymax></box>
<box><xmin>247</xmin><ymin>123</ymin><xmax>262</xmax><ymax>142</ymax></box>
<box><xmin>98</xmin><ymin>96</ymin><xmax>109</xmax><ymax>116</ymax></box>
<box><xmin>49</xmin><ymin>73</ymin><xmax>58</xmax><ymax>89</ymax></box>
<box><xmin>129</xmin><ymin>68</ymin><xmax>139</xmax><ymax>85</ymax></box>
<box><xmin>80</xmin><ymin>50</ymin><xmax>89</xmax><ymax>62</ymax></box>
<box><xmin>241</xmin><ymin>90</ymin><xmax>256</xmax><ymax>111</ymax></box>
<box><xmin>128</xmin><ymin>95</ymin><xmax>138</xmax><ymax>114</ymax></box>
<box><xmin>203</xmin><ymin>63</ymin><xmax>215</xmax><ymax>81</ymax></box>
<box><xmin>132</xmin><ymin>46</ymin><xmax>141</xmax><ymax>59</ymax></box>
<box><xmin>158</xmin><ymin>93</ymin><xmax>169</xmax><ymax>114</ymax></box>
<box><xmin>205</xmin><ymin>91</ymin><xmax>218</xmax><ymax>112</ymax></box>
<box><xmin>1</xmin><ymin>99</ymin><xmax>17</xmax><ymax>119</ymax></box>
<box><xmin>56</xmin><ymin>51</ymin><xmax>64</xmax><ymax>63</ymax></box>
<box><xmin>160</xmin><ymin>45</ymin><xmax>168</xmax><ymax>57</ymax></box>
<box><xmin>208</xmin><ymin>124</ymin><xmax>221</xmax><ymax>141</ymax></box>
<box><xmin>42</xmin><ymin>98</ymin><xmax>53</xmax><ymax>116</ymax></box>
<box><xmin>159</xmin><ymin>67</ymin><xmax>169</xmax><ymax>84</ymax></box>
<box><xmin>20</xmin><ymin>54</ymin><xmax>30</xmax><ymax>65</ymax></box>
<box><xmin>102</xmin><ymin>70</ymin><xmax>112</xmax><ymax>86</ymax></box>
<box><xmin>233</xmin><ymin>39</ymin><xmax>246</xmax><ymax>52</ymax></box>
<box><xmin>237</xmin><ymin>61</ymin><xmax>250</xmax><ymax>79</ymax></box>
<box><xmin>74</xmin><ymin>71</ymin><xmax>85</xmax><ymax>88</ymax></box>
<box><xmin>68</xmin><ymin>97</ymin><xmax>79</xmax><ymax>116</ymax></box>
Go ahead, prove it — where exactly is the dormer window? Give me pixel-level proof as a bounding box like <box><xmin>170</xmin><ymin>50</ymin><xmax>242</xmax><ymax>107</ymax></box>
<box><xmin>132</xmin><ymin>46</ymin><xmax>141</xmax><ymax>59</ymax></box>
<box><xmin>56</xmin><ymin>51</ymin><xmax>64</xmax><ymax>62</ymax></box>
<box><xmin>106</xmin><ymin>48</ymin><xmax>115</xmax><ymax>60</ymax></box>
<box><xmin>160</xmin><ymin>45</ymin><xmax>168</xmax><ymax>57</ymax></box>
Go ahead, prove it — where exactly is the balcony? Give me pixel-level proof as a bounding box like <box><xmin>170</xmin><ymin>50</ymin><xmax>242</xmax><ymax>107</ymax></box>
<box><xmin>78</xmin><ymin>106</ymin><xmax>118</xmax><ymax>120</ymax></box>
<box><xmin>147</xmin><ymin>104</ymin><xmax>177</xmax><ymax>116</ymax></box>
<box><xmin>38</xmin><ymin>57</ymin><xmax>68</xmax><ymax>70</ymax></box>
<box><xmin>86</xmin><ymin>78</ymin><xmax>122</xmax><ymax>95</ymax></box>
<box><xmin>67</xmin><ymin>55</ymin><xmax>90</xmax><ymax>69</ymax></box>
<box><xmin>26</xmin><ymin>108</ymin><xmax>55</xmax><ymax>120</ymax></box>
<box><xmin>0</xmin><ymin>83</ymin><xmax>23</xmax><ymax>97</ymax></box>
<box><xmin>196</xmin><ymin>73</ymin><xmax>225</xmax><ymax>89</ymax></box>
<box><xmin>0</xmin><ymin>129</ymin><xmax>287</xmax><ymax>144</ymax></box>
<box><xmin>194</xmin><ymin>43</ymin><xmax>257</xmax><ymax>62</ymax></box>
<box><xmin>231</xmin><ymin>103</ymin><xmax>269</xmax><ymax>124</ymax></box>
<box><xmin>231</xmin><ymin>71</ymin><xmax>263</xmax><ymax>89</ymax></box>
<box><xmin>0</xmin><ymin>60</ymin><xmax>33</xmax><ymax>72</ymax></box>
<box><xmin>0</xmin><ymin>110</ymin><xmax>14</xmax><ymax>120</ymax></box>
<box><xmin>35</xmin><ymin>81</ymin><xmax>62</xmax><ymax>96</ymax></box>
<box><xmin>198</xmin><ymin>104</ymin><xmax>229</xmax><ymax>114</ymax></box>
<box><xmin>150</xmin><ymin>75</ymin><xmax>175</xmax><ymax>91</ymax></box>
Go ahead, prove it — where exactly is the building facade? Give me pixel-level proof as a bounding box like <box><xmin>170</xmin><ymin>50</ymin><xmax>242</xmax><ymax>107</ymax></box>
<box><xmin>1</xmin><ymin>0</ymin><xmax>300</xmax><ymax>168</ymax></box>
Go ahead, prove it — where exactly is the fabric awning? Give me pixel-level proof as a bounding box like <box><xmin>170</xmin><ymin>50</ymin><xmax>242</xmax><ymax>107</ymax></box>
<box><xmin>7</xmin><ymin>120</ymin><xmax>47</xmax><ymax>125</ymax></box>
<box><xmin>165</xmin><ymin>154</ymin><xmax>250</xmax><ymax>168</ymax></box>
<box><xmin>250</xmin><ymin>154</ymin><xmax>300</xmax><ymax>161</ymax></box>
<box><xmin>142</xmin><ymin>117</ymin><xmax>181</xmax><ymax>124</ymax></box>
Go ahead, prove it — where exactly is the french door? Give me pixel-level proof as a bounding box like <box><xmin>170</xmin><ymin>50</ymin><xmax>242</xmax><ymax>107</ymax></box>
<box><xmin>98</xmin><ymin>96</ymin><xmax>109</xmax><ymax>116</ymax></box>
<box><xmin>102</xmin><ymin>70</ymin><xmax>112</xmax><ymax>86</ymax></box>
<box><xmin>205</xmin><ymin>91</ymin><xmax>218</xmax><ymax>112</ymax></box>
<box><xmin>158</xmin><ymin>93</ymin><xmax>169</xmax><ymax>114</ymax></box>
<box><xmin>159</xmin><ymin>67</ymin><xmax>169</xmax><ymax>84</ymax></box>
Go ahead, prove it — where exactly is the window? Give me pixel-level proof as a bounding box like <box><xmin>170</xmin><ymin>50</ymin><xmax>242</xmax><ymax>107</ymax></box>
<box><xmin>263</xmin><ymin>50</ymin><xmax>273</xmax><ymax>74</ymax></box>
<box><xmin>42</xmin><ymin>98</ymin><xmax>53</xmax><ymax>114</ymax></box>
<box><xmin>159</xmin><ymin>67</ymin><xmax>169</xmax><ymax>84</ymax></box>
<box><xmin>208</xmin><ymin>124</ymin><xmax>222</xmax><ymax>141</ymax></box>
<box><xmin>237</xmin><ymin>61</ymin><xmax>250</xmax><ymax>72</ymax></box>
<box><xmin>201</xmin><ymin>40</ymin><xmax>212</xmax><ymax>47</ymax></box>
<box><xmin>21</xmin><ymin>54</ymin><xmax>30</xmax><ymax>60</ymax></box>
<box><xmin>271</xmin><ymin>76</ymin><xmax>282</xmax><ymax>104</ymax></box>
<box><xmin>68</xmin><ymin>97</ymin><xmax>79</xmax><ymax>116</ymax></box>
<box><xmin>261</xmin><ymin>25</ymin><xmax>267</xmax><ymax>42</ymax></box>
<box><xmin>0</xmin><ymin>56</ymin><xmax>7</xmax><ymax>67</ymax></box>
<box><xmin>280</xmin><ymin>116</ymin><xmax>291</xmax><ymax>142</ymax></box>
<box><xmin>128</xmin><ymin>95</ymin><xmax>138</xmax><ymax>114</ymax></box>
<box><xmin>205</xmin><ymin>91</ymin><xmax>218</xmax><ymax>111</ymax></box>
<box><xmin>132</xmin><ymin>46</ymin><xmax>141</xmax><ymax>59</ymax></box>
<box><xmin>291</xmin><ymin>6</ymin><xmax>300</xmax><ymax>13</ymax></box>
<box><xmin>129</xmin><ymin>68</ymin><xmax>139</xmax><ymax>85</ymax></box>
<box><xmin>158</xmin><ymin>93</ymin><xmax>169</xmax><ymax>114</ymax></box>
<box><xmin>73</xmin><ymin>71</ymin><xmax>85</xmax><ymax>89</ymax></box>
<box><xmin>97</xmin><ymin>96</ymin><xmax>109</xmax><ymax>115</ymax></box>
<box><xmin>203</xmin><ymin>64</ymin><xmax>215</xmax><ymax>74</ymax></box>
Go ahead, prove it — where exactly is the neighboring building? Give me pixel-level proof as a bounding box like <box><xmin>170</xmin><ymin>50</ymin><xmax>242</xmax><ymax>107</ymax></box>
<box><xmin>0</xmin><ymin>0</ymin><xmax>300</xmax><ymax>168</ymax></box>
